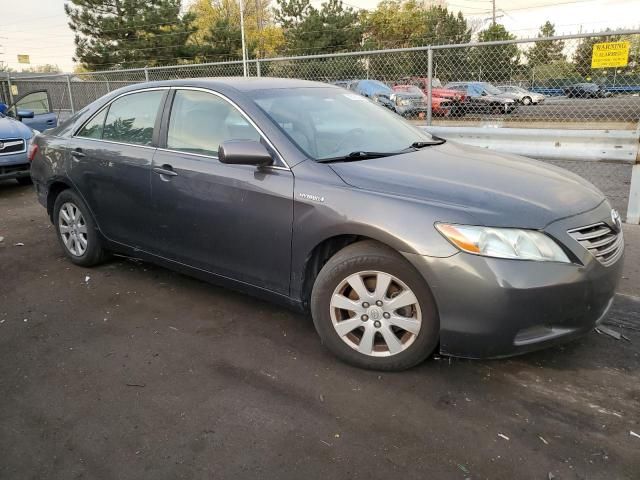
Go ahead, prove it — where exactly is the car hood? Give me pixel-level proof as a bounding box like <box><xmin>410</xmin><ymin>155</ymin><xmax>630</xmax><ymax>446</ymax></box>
<box><xmin>0</xmin><ymin>116</ymin><xmax>32</xmax><ymax>139</ymax></box>
<box><xmin>329</xmin><ymin>141</ymin><xmax>604</xmax><ymax>229</ymax></box>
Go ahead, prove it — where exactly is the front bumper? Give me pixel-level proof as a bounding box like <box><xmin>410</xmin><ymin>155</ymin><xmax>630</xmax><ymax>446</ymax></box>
<box><xmin>0</xmin><ymin>151</ymin><xmax>30</xmax><ymax>180</ymax></box>
<box><xmin>403</xmin><ymin>203</ymin><xmax>623</xmax><ymax>359</ymax></box>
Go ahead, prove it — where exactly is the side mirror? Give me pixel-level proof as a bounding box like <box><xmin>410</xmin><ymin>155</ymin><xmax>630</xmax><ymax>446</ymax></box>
<box><xmin>17</xmin><ymin>109</ymin><xmax>35</xmax><ymax>119</ymax></box>
<box><xmin>0</xmin><ymin>103</ymin><xmax>7</xmax><ymax>115</ymax></box>
<box><xmin>218</xmin><ymin>140</ymin><xmax>273</xmax><ymax>167</ymax></box>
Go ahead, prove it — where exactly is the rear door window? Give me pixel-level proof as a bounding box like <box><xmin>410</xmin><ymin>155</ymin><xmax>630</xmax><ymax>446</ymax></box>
<box><xmin>102</xmin><ymin>90</ymin><xmax>164</xmax><ymax>146</ymax></box>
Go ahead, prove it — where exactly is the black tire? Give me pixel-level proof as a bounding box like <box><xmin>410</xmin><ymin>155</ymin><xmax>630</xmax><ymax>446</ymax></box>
<box><xmin>521</xmin><ymin>96</ymin><xmax>532</xmax><ymax>105</ymax></box>
<box><xmin>310</xmin><ymin>240</ymin><xmax>439</xmax><ymax>371</ymax></box>
<box><xmin>53</xmin><ymin>189</ymin><xmax>107</xmax><ymax>267</ymax></box>
<box><xmin>16</xmin><ymin>176</ymin><xmax>32</xmax><ymax>186</ymax></box>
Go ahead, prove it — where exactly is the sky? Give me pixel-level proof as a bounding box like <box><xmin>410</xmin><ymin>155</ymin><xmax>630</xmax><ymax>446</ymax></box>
<box><xmin>0</xmin><ymin>0</ymin><xmax>639</xmax><ymax>72</ymax></box>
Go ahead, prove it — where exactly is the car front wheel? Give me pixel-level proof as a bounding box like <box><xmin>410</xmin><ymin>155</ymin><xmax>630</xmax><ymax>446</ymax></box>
<box><xmin>521</xmin><ymin>96</ymin><xmax>532</xmax><ymax>105</ymax></box>
<box><xmin>311</xmin><ymin>241</ymin><xmax>439</xmax><ymax>371</ymax></box>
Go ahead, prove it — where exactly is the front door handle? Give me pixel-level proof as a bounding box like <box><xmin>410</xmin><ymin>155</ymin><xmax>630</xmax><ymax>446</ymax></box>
<box><xmin>153</xmin><ymin>165</ymin><xmax>178</xmax><ymax>177</ymax></box>
<box><xmin>71</xmin><ymin>148</ymin><xmax>85</xmax><ymax>158</ymax></box>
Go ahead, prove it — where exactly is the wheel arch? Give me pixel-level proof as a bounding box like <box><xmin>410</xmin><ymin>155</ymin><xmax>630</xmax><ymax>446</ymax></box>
<box><xmin>46</xmin><ymin>179</ymin><xmax>74</xmax><ymax>221</ymax></box>
<box><xmin>298</xmin><ymin>233</ymin><xmax>406</xmax><ymax>309</ymax></box>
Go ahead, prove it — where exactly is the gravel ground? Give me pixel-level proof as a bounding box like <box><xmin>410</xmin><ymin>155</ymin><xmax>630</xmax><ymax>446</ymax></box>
<box><xmin>1</xmin><ymin>180</ymin><xmax>639</xmax><ymax>480</ymax></box>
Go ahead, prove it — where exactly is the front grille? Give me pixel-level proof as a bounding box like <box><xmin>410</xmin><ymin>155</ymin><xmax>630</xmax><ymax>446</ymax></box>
<box><xmin>567</xmin><ymin>222</ymin><xmax>624</xmax><ymax>267</ymax></box>
<box><xmin>0</xmin><ymin>138</ymin><xmax>26</xmax><ymax>155</ymax></box>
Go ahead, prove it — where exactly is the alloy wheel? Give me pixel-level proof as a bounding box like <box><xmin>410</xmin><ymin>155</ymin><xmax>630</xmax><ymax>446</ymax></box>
<box><xmin>58</xmin><ymin>202</ymin><xmax>88</xmax><ymax>257</ymax></box>
<box><xmin>329</xmin><ymin>270</ymin><xmax>422</xmax><ymax>357</ymax></box>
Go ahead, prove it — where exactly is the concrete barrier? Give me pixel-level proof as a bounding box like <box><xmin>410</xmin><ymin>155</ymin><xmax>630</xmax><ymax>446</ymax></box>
<box><xmin>420</xmin><ymin>126</ymin><xmax>639</xmax><ymax>163</ymax></box>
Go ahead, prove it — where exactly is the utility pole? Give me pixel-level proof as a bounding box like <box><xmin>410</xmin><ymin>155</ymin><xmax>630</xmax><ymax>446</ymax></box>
<box><xmin>492</xmin><ymin>0</ymin><xmax>496</xmax><ymax>26</ymax></box>
<box><xmin>239</xmin><ymin>0</ymin><xmax>248</xmax><ymax>77</ymax></box>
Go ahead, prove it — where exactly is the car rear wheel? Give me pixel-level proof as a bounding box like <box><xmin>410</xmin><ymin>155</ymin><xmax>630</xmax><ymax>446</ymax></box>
<box><xmin>310</xmin><ymin>241</ymin><xmax>439</xmax><ymax>371</ymax></box>
<box><xmin>53</xmin><ymin>189</ymin><xmax>107</xmax><ymax>267</ymax></box>
<box><xmin>521</xmin><ymin>96</ymin><xmax>532</xmax><ymax>105</ymax></box>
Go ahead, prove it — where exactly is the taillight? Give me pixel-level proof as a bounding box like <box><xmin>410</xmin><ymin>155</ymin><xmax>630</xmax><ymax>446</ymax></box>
<box><xmin>28</xmin><ymin>144</ymin><xmax>38</xmax><ymax>162</ymax></box>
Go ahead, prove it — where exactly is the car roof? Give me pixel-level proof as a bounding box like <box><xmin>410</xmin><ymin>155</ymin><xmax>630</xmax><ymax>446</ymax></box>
<box><xmin>113</xmin><ymin>77</ymin><xmax>337</xmax><ymax>95</ymax></box>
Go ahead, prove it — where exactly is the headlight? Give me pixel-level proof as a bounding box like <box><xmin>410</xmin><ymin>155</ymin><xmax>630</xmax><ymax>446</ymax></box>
<box><xmin>436</xmin><ymin>224</ymin><xmax>571</xmax><ymax>263</ymax></box>
<box><xmin>398</xmin><ymin>99</ymin><xmax>411</xmax><ymax>106</ymax></box>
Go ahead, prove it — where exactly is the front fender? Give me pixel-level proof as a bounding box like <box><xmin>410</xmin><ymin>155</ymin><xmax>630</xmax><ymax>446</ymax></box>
<box><xmin>289</xmin><ymin>160</ymin><xmax>473</xmax><ymax>301</ymax></box>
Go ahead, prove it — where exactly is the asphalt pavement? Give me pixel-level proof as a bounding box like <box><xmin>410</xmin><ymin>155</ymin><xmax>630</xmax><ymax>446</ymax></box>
<box><xmin>1</xmin><ymin>180</ymin><xmax>639</xmax><ymax>480</ymax></box>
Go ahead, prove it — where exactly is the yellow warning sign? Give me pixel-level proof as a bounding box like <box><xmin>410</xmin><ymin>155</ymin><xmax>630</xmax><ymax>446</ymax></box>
<box><xmin>17</xmin><ymin>54</ymin><xmax>30</xmax><ymax>64</ymax></box>
<box><xmin>591</xmin><ymin>41</ymin><xmax>630</xmax><ymax>69</ymax></box>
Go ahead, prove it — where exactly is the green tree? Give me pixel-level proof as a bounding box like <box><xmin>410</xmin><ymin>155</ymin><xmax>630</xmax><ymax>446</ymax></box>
<box><xmin>362</xmin><ymin>2</ymin><xmax>470</xmax><ymax>81</ymax></box>
<box><xmin>525</xmin><ymin>21</ymin><xmax>565</xmax><ymax>68</ymax></box>
<box><xmin>188</xmin><ymin>0</ymin><xmax>284</xmax><ymax>60</ymax></box>
<box><xmin>20</xmin><ymin>64</ymin><xmax>61</xmax><ymax>73</ymax></box>
<box><xmin>274</xmin><ymin>0</ymin><xmax>363</xmax><ymax>55</ymax></box>
<box><xmin>471</xmin><ymin>24</ymin><xmax>521</xmax><ymax>83</ymax></box>
<box><xmin>65</xmin><ymin>0</ymin><xmax>196</xmax><ymax>70</ymax></box>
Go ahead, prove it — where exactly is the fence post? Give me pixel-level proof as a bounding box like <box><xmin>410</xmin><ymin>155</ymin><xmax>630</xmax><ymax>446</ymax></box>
<box><xmin>66</xmin><ymin>75</ymin><xmax>75</xmax><ymax>114</ymax></box>
<box><xmin>144</xmin><ymin>67</ymin><xmax>149</xmax><ymax>82</ymax></box>
<box><xmin>6</xmin><ymin>74</ymin><xmax>15</xmax><ymax>106</ymax></box>
<box><xmin>256</xmin><ymin>60</ymin><xmax>261</xmax><ymax>77</ymax></box>
<box><xmin>628</xmin><ymin>128</ymin><xmax>640</xmax><ymax>223</ymax></box>
<box><xmin>426</xmin><ymin>47</ymin><xmax>433</xmax><ymax>126</ymax></box>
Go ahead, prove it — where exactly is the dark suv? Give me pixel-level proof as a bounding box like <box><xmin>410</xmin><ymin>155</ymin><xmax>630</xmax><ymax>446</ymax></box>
<box><xmin>30</xmin><ymin>78</ymin><xmax>623</xmax><ymax>370</ymax></box>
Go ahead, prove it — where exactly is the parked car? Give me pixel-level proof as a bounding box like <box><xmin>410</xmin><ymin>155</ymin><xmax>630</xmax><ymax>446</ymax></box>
<box><xmin>348</xmin><ymin>79</ymin><xmax>395</xmax><ymax>110</ymax></box>
<box><xmin>31</xmin><ymin>78</ymin><xmax>623</xmax><ymax>371</ymax></box>
<box><xmin>496</xmin><ymin>85</ymin><xmax>546</xmax><ymax>105</ymax></box>
<box><xmin>401</xmin><ymin>77</ymin><xmax>468</xmax><ymax>103</ymax></box>
<box><xmin>0</xmin><ymin>90</ymin><xmax>58</xmax><ymax>131</ymax></box>
<box><xmin>331</xmin><ymin>80</ymin><xmax>355</xmax><ymax>90</ymax></box>
<box><xmin>564</xmin><ymin>83</ymin><xmax>612</xmax><ymax>98</ymax></box>
<box><xmin>392</xmin><ymin>85</ymin><xmax>461</xmax><ymax>117</ymax></box>
<box><xmin>445</xmin><ymin>82</ymin><xmax>517</xmax><ymax>114</ymax></box>
<box><xmin>0</xmin><ymin>91</ymin><xmax>54</xmax><ymax>184</ymax></box>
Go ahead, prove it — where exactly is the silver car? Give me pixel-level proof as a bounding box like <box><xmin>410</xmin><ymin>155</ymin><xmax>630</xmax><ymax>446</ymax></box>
<box><xmin>497</xmin><ymin>85</ymin><xmax>546</xmax><ymax>105</ymax></box>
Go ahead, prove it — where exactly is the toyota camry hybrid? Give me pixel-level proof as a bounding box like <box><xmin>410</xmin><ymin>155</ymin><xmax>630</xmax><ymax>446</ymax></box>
<box><xmin>29</xmin><ymin>78</ymin><xmax>624</xmax><ymax>371</ymax></box>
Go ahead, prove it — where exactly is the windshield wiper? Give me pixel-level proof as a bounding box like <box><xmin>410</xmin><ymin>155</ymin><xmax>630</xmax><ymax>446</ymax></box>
<box><xmin>409</xmin><ymin>136</ymin><xmax>446</xmax><ymax>149</ymax></box>
<box><xmin>317</xmin><ymin>151</ymin><xmax>396</xmax><ymax>163</ymax></box>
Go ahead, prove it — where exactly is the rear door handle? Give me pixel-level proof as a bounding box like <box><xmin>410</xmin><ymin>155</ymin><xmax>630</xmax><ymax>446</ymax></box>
<box><xmin>153</xmin><ymin>165</ymin><xmax>178</xmax><ymax>177</ymax></box>
<box><xmin>71</xmin><ymin>148</ymin><xmax>85</xmax><ymax>158</ymax></box>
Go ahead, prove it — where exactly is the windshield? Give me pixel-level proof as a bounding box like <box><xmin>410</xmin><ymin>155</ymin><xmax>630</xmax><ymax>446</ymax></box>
<box><xmin>251</xmin><ymin>87</ymin><xmax>434</xmax><ymax>161</ymax></box>
<box><xmin>482</xmin><ymin>83</ymin><xmax>503</xmax><ymax>95</ymax></box>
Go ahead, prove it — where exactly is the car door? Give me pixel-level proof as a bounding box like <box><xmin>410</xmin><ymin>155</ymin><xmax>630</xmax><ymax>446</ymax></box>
<box><xmin>12</xmin><ymin>91</ymin><xmax>58</xmax><ymax>131</ymax></box>
<box><xmin>150</xmin><ymin>88</ymin><xmax>294</xmax><ymax>295</ymax></box>
<box><xmin>68</xmin><ymin>88</ymin><xmax>168</xmax><ymax>250</ymax></box>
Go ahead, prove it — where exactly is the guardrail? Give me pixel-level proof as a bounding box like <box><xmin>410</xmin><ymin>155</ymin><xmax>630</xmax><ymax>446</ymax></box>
<box><xmin>530</xmin><ymin>86</ymin><xmax>640</xmax><ymax>96</ymax></box>
<box><xmin>420</xmin><ymin>126</ymin><xmax>640</xmax><ymax>223</ymax></box>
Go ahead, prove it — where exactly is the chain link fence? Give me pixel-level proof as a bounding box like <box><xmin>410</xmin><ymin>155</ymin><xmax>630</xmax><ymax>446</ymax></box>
<box><xmin>2</xmin><ymin>30</ymin><xmax>639</xmax><ymax>126</ymax></box>
<box><xmin>1</xmin><ymin>30</ymin><xmax>639</xmax><ymax>217</ymax></box>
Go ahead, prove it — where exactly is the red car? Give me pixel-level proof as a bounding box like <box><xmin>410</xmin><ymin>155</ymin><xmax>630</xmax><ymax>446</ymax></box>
<box><xmin>404</xmin><ymin>77</ymin><xmax>468</xmax><ymax>102</ymax></box>
<box><xmin>392</xmin><ymin>85</ymin><xmax>462</xmax><ymax>117</ymax></box>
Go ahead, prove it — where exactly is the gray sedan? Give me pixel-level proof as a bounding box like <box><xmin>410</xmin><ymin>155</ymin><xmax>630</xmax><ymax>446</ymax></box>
<box><xmin>30</xmin><ymin>78</ymin><xmax>623</xmax><ymax>371</ymax></box>
<box><xmin>497</xmin><ymin>85</ymin><xmax>546</xmax><ymax>105</ymax></box>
